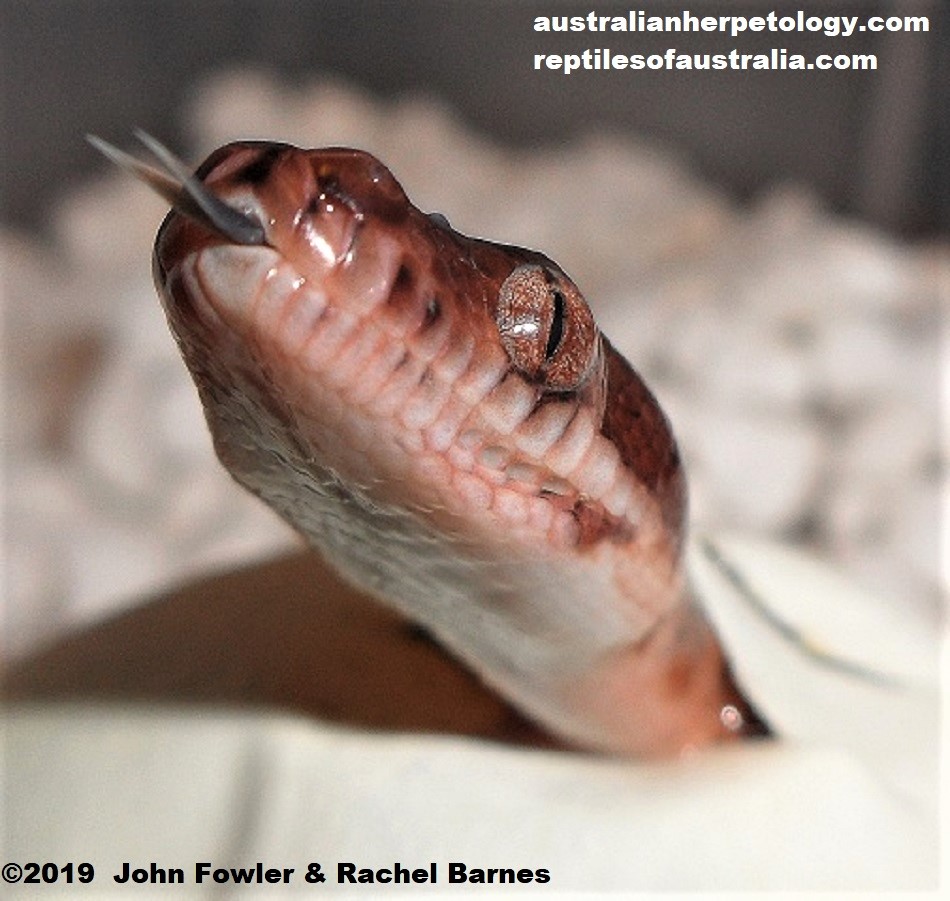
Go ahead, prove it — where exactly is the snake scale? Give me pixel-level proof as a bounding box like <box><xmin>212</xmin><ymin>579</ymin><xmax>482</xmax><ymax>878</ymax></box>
<box><xmin>91</xmin><ymin>133</ymin><xmax>767</xmax><ymax>756</ymax></box>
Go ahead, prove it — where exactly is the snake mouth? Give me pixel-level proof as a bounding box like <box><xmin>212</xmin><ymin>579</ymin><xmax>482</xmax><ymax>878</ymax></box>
<box><xmin>87</xmin><ymin>131</ymin><xmax>268</xmax><ymax>247</ymax></box>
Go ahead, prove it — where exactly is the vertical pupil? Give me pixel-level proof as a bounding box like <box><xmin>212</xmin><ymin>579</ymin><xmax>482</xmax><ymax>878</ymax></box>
<box><xmin>545</xmin><ymin>289</ymin><xmax>565</xmax><ymax>359</ymax></box>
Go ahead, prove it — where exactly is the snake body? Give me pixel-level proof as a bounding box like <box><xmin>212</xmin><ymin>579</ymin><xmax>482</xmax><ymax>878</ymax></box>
<box><xmin>128</xmin><ymin>138</ymin><xmax>762</xmax><ymax>755</ymax></box>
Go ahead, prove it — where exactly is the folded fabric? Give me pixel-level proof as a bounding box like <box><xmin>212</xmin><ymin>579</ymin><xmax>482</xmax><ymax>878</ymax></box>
<box><xmin>4</xmin><ymin>703</ymin><xmax>938</xmax><ymax>894</ymax></box>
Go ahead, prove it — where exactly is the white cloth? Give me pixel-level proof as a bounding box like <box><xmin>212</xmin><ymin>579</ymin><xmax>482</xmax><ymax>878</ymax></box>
<box><xmin>2</xmin><ymin>703</ymin><xmax>939</xmax><ymax>895</ymax></box>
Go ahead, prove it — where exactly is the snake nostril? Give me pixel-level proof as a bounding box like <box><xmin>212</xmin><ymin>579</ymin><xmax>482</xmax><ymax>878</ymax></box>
<box><xmin>230</xmin><ymin>145</ymin><xmax>284</xmax><ymax>185</ymax></box>
<box><xmin>394</xmin><ymin>263</ymin><xmax>414</xmax><ymax>290</ymax></box>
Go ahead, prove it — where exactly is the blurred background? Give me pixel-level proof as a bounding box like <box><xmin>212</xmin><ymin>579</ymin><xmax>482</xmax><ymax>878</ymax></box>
<box><xmin>3</xmin><ymin>0</ymin><xmax>947</xmax><ymax>235</ymax></box>
<box><xmin>2</xmin><ymin>0</ymin><xmax>947</xmax><ymax>659</ymax></box>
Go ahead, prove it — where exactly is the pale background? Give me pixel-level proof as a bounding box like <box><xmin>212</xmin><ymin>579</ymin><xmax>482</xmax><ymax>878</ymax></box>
<box><xmin>3</xmin><ymin>0</ymin><xmax>946</xmax><ymax>657</ymax></box>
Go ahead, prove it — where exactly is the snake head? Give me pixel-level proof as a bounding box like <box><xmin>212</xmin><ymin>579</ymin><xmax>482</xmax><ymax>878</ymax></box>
<box><xmin>90</xmin><ymin>133</ymin><xmax>684</xmax><ymax>560</ymax></box>
<box><xmin>88</xmin><ymin>133</ymin><xmax>750</xmax><ymax>757</ymax></box>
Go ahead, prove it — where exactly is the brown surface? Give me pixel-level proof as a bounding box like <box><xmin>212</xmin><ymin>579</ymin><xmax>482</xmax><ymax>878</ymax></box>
<box><xmin>3</xmin><ymin>549</ymin><xmax>558</xmax><ymax>748</ymax></box>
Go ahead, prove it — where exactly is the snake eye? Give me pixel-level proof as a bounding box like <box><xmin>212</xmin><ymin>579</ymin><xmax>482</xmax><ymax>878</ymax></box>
<box><xmin>496</xmin><ymin>264</ymin><xmax>599</xmax><ymax>392</ymax></box>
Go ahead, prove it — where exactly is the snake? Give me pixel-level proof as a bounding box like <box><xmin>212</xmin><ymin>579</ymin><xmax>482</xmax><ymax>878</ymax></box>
<box><xmin>90</xmin><ymin>132</ymin><xmax>767</xmax><ymax>757</ymax></box>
